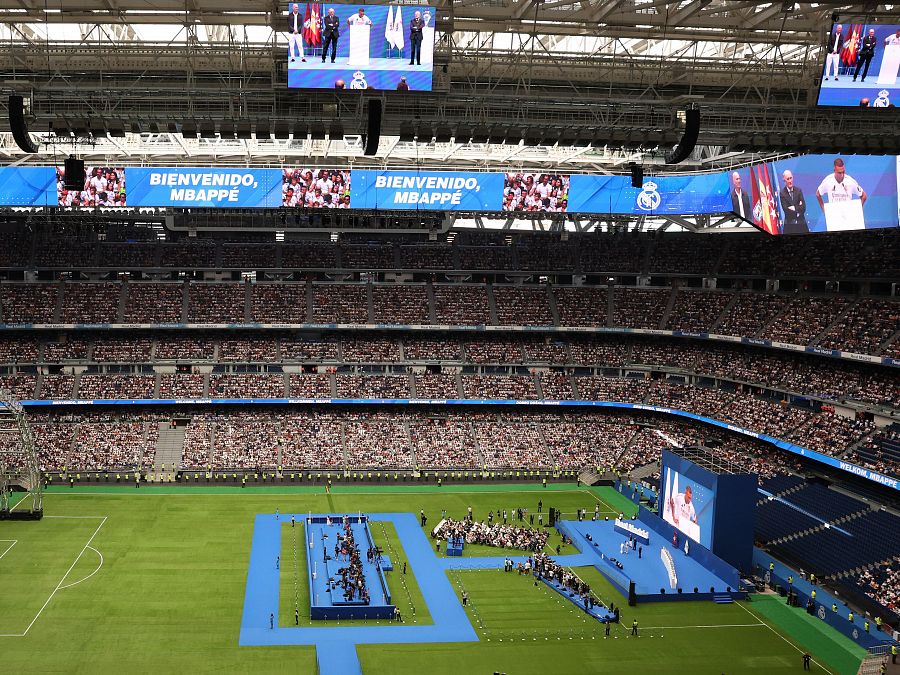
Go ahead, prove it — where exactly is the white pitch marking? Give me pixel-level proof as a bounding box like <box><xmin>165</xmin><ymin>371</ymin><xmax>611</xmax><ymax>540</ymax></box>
<box><xmin>57</xmin><ymin>546</ymin><xmax>104</xmax><ymax>590</ymax></box>
<box><xmin>639</xmin><ymin>622</ymin><xmax>765</xmax><ymax>629</ymax></box>
<box><xmin>0</xmin><ymin>540</ymin><xmax>17</xmax><ymax>561</ymax></box>
<box><xmin>0</xmin><ymin>516</ymin><xmax>107</xmax><ymax>638</ymax></box>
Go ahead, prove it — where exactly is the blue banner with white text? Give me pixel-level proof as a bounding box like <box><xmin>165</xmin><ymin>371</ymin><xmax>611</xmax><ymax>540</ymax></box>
<box><xmin>125</xmin><ymin>168</ymin><xmax>282</xmax><ymax>208</ymax></box>
<box><xmin>351</xmin><ymin>170</ymin><xmax>504</xmax><ymax>210</ymax></box>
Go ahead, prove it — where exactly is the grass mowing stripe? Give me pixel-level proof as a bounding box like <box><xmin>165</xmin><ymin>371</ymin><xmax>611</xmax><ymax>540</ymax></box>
<box><xmin>741</xmin><ymin>596</ymin><xmax>866</xmax><ymax>675</ymax></box>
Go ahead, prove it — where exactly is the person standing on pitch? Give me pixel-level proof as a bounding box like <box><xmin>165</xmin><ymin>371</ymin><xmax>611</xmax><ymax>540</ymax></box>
<box><xmin>408</xmin><ymin>11</ymin><xmax>424</xmax><ymax>65</ymax></box>
<box><xmin>269</xmin><ymin>613</ymin><xmax>274</xmax><ymax>629</ymax></box>
<box><xmin>631</xmin><ymin>618</ymin><xmax>638</xmax><ymax>635</ymax></box>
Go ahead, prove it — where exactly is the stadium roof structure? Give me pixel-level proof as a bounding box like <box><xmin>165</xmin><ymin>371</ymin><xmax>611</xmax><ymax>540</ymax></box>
<box><xmin>670</xmin><ymin>445</ymin><xmax>749</xmax><ymax>475</ymax></box>
<box><xmin>0</xmin><ymin>1</ymin><xmax>898</xmax><ymax>171</ymax></box>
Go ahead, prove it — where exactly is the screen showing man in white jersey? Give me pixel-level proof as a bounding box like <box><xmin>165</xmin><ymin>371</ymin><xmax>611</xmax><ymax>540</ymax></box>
<box><xmin>815</xmin><ymin>158</ymin><xmax>867</xmax><ymax>231</ymax></box>
<box><xmin>816</xmin><ymin>158</ymin><xmax>867</xmax><ymax>210</ymax></box>
<box><xmin>662</xmin><ymin>467</ymin><xmax>703</xmax><ymax>543</ymax></box>
<box><xmin>669</xmin><ymin>485</ymin><xmax>697</xmax><ymax>529</ymax></box>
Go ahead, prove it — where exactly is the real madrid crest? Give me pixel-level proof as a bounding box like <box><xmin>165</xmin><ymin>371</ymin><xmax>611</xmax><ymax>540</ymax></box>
<box><xmin>873</xmin><ymin>89</ymin><xmax>891</xmax><ymax>107</ymax></box>
<box><xmin>636</xmin><ymin>181</ymin><xmax>661</xmax><ymax>211</ymax></box>
<box><xmin>350</xmin><ymin>71</ymin><xmax>368</xmax><ymax>89</ymax></box>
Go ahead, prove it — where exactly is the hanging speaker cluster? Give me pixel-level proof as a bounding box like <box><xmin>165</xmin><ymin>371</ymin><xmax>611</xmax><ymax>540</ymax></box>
<box><xmin>664</xmin><ymin>108</ymin><xmax>700</xmax><ymax>165</ymax></box>
<box><xmin>364</xmin><ymin>99</ymin><xmax>383</xmax><ymax>156</ymax></box>
<box><xmin>64</xmin><ymin>155</ymin><xmax>86</xmax><ymax>190</ymax></box>
<box><xmin>8</xmin><ymin>95</ymin><xmax>39</xmax><ymax>154</ymax></box>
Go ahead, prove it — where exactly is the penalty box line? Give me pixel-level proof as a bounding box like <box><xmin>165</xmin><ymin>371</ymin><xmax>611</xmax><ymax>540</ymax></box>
<box><xmin>0</xmin><ymin>515</ymin><xmax>108</xmax><ymax>638</ymax></box>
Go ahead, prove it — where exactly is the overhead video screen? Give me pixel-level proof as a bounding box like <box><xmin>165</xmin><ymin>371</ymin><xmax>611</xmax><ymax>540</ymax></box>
<box><xmin>728</xmin><ymin>154</ymin><xmax>898</xmax><ymax>234</ymax></box>
<box><xmin>285</xmin><ymin>2</ymin><xmax>436</xmax><ymax>91</ymax></box>
<box><xmin>817</xmin><ymin>22</ymin><xmax>900</xmax><ymax>107</ymax></box>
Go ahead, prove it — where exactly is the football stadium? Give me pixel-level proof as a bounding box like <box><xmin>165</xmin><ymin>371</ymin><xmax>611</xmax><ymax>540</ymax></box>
<box><xmin>1</xmin><ymin>2</ymin><xmax>900</xmax><ymax>674</ymax></box>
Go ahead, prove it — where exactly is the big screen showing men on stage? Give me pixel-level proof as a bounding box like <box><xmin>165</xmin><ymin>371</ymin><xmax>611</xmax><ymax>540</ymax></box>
<box><xmin>817</xmin><ymin>22</ymin><xmax>900</xmax><ymax>107</ymax></box>
<box><xmin>727</xmin><ymin>154</ymin><xmax>898</xmax><ymax>234</ymax></box>
<box><xmin>285</xmin><ymin>2</ymin><xmax>436</xmax><ymax>91</ymax></box>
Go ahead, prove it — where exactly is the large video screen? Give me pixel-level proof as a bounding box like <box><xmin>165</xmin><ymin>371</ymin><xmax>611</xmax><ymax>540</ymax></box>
<box><xmin>817</xmin><ymin>22</ymin><xmax>900</xmax><ymax>107</ymax></box>
<box><xmin>728</xmin><ymin>154</ymin><xmax>898</xmax><ymax>234</ymax></box>
<box><xmin>660</xmin><ymin>464</ymin><xmax>714</xmax><ymax>547</ymax></box>
<box><xmin>285</xmin><ymin>2</ymin><xmax>436</xmax><ymax>91</ymax></box>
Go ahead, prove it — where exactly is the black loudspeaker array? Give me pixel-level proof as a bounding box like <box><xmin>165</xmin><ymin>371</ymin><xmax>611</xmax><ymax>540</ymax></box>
<box><xmin>8</xmin><ymin>95</ymin><xmax>39</xmax><ymax>153</ymax></box>
<box><xmin>664</xmin><ymin>108</ymin><xmax>700</xmax><ymax>165</ymax></box>
<box><xmin>64</xmin><ymin>155</ymin><xmax>86</xmax><ymax>191</ymax></box>
<box><xmin>364</xmin><ymin>99</ymin><xmax>383</xmax><ymax>156</ymax></box>
<box><xmin>630</xmin><ymin>164</ymin><xmax>643</xmax><ymax>188</ymax></box>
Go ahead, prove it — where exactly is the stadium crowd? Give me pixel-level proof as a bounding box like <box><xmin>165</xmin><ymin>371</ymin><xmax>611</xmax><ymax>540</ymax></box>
<box><xmin>282</xmin><ymin>169</ymin><xmax>351</xmax><ymax>208</ymax></box>
<box><xmin>435</xmin><ymin>517</ymin><xmax>550</xmax><ymax>552</ymax></box>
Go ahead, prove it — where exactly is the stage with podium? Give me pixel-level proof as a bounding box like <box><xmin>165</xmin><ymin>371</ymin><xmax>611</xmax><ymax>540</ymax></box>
<box><xmin>559</xmin><ymin>447</ymin><xmax>757</xmax><ymax>604</ymax></box>
<box><xmin>816</xmin><ymin>25</ymin><xmax>900</xmax><ymax>107</ymax></box>
<box><xmin>286</xmin><ymin>4</ymin><xmax>436</xmax><ymax>91</ymax></box>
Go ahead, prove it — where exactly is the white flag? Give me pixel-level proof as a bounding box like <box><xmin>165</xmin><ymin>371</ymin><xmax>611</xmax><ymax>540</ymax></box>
<box><xmin>394</xmin><ymin>5</ymin><xmax>405</xmax><ymax>51</ymax></box>
<box><xmin>385</xmin><ymin>5</ymin><xmax>395</xmax><ymax>50</ymax></box>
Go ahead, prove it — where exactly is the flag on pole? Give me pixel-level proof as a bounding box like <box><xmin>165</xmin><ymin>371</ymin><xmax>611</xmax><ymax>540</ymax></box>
<box><xmin>761</xmin><ymin>164</ymin><xmax>781</xmax><ymax>235</ymax></box>
<box><xmin>394</xmin><ymin>6</ymin><xmax>405</xmax><ymax>51</ymax></box>
<box><xmin>750</xmin><ymin>165</ymin><xmax>763</xmax><ymax>228</ymax></box>
<box><xmin>842</xmin><ymin>24</ymin><xmax>862</xmax><ymax>65</ymax></box>
<box><xmin>304</xmin><ymin>3</ymin><xmax>322</xmax><ymax>47</ymax></box>
<box><xmin>385</xmin><ymin>5</ymin><xmax>396</xmax><ymax>50</ymax></box>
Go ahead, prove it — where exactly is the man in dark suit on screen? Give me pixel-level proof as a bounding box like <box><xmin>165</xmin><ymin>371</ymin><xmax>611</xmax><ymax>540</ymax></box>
<box><xmin>322</xmin><ymin>7</ymin><xmax>340</xmax><ymax>63</ymax></box>
<box><xmin>730</xmin><ymin>171</ymin><xmax>751</xmax><ymax>220</ymax></box>
<box><xmin>779</xmin><ymin>170</ymin><xmax>808</xmax><ymax>234</ymax></box>
<box><xmin>409</xmin><ymin>11</ymin><xmax>425</xmax><ymax>65</ymax></box>
<box><xmin>853</xmin><ymin>28</ymin><xmax>877</xmax><ymax>82</ymax></box>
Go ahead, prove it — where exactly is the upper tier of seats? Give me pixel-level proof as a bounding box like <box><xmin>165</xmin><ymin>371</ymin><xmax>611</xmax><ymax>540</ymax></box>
<box><xmin>1</xmin><ymin>281</ymin><xmax>897</xmax><ymax>357</ymax></box>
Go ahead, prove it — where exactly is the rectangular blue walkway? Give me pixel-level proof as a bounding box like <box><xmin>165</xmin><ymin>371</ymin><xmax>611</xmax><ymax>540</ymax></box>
<box><xmin>239</xmin><ymin>512</ymin><xmax>479</xmax><ymax>675</ymax></box>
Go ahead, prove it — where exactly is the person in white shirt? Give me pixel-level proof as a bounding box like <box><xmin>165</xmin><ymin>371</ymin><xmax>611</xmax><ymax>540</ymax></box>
<box><xmin>816</xmin><ymin>158</ymin><xmax>866</xmax><ymax>211</ymax></box>
<box><xmin>286</xmin><ymin>4</ymin><xmax>307</xmax><ymax>63</ymax></box>
<box><xmin>88</xmin><ymin>169</ymin><xmax>106</xmax><ymax>194</ymax></box>
<box><xmin>885</xmin><ymin>29</ymin><xmax>900</xmax><ymax>46</ymax></box>
<box><xmin>347</xmin><ymin>8</ymin><xmax>372</xmax><ymax>26</ymax></box>
<box><xmin>668</xmin><ymin>485</ymin><xmax>697</xmax><ymax>528</ymax></box>
<box><xmin>825</xmin><ymin>24</ymin><xmax>844</xmax><ymax>80</ymax></box>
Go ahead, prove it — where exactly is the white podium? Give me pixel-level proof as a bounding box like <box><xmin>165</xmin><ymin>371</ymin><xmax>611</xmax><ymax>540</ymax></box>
<box><xmin>421</xmin><ymin>27</ymin><xmax>435</xmax><ymax>65</ymax></box>
<box><xmin>877</xmin><ymin>44</ymin><xmax>900</xmax><ymax>85</ymax></box>
<box><xmin>348</xmin><ymin>24</ymin><xmax>370</xmax><ymax>67</ymax></box>
<box><xmin>823</xmin><ymin>199</ymin><xmax>865</xmax><ymax>231</ymax></box>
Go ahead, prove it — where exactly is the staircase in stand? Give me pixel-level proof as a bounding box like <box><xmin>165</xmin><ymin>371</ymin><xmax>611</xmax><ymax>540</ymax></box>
<box><xmin>152</xmin><ymin>422</ymin><xmax>187</xmax><ymax>480</ymax></box>
<box><xmin>713</xmin><ymin>593</ymin><xmax>733</xmax><ymax>604</ymax></box>
<box><xmin>577</xmin><ymin>470</ymin><xmax>601</xmax><ymax>486</ymax></box>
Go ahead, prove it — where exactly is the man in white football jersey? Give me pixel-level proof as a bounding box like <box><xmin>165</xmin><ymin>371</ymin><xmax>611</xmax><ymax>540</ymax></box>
<box><xmin>816</xmin><ymin>158</ymin><xmax>867</xmax><ymax>212</ymax></box>
<box><xmin>668</xmin><ymin>484</ymin><xmax>697</xmax><ymax>528</ymax></box>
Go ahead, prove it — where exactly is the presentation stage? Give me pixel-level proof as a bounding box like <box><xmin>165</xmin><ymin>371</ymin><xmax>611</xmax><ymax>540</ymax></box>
<box><xmin>285</xmin><ymin>2</ymin><xmax>436</xmax><ymax>91</ymax></box>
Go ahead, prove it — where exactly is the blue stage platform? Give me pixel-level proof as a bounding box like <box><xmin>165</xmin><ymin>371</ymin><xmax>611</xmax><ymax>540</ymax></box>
<box><xmin>558</xmin><ymin>518</ymin><xmax>743</xmax><ymax>602</ymax></box>
<box><xmin>306</xmin><ymin>515</ymin><xmax>394</xmax><ymax>620</ymax></box>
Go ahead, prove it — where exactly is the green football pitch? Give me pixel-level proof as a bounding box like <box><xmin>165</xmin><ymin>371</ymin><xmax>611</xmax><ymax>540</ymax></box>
<box><xmin>0</xmin><ymin>484</ymin><xmax>866</xmax><ymax>674</ymax></box>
